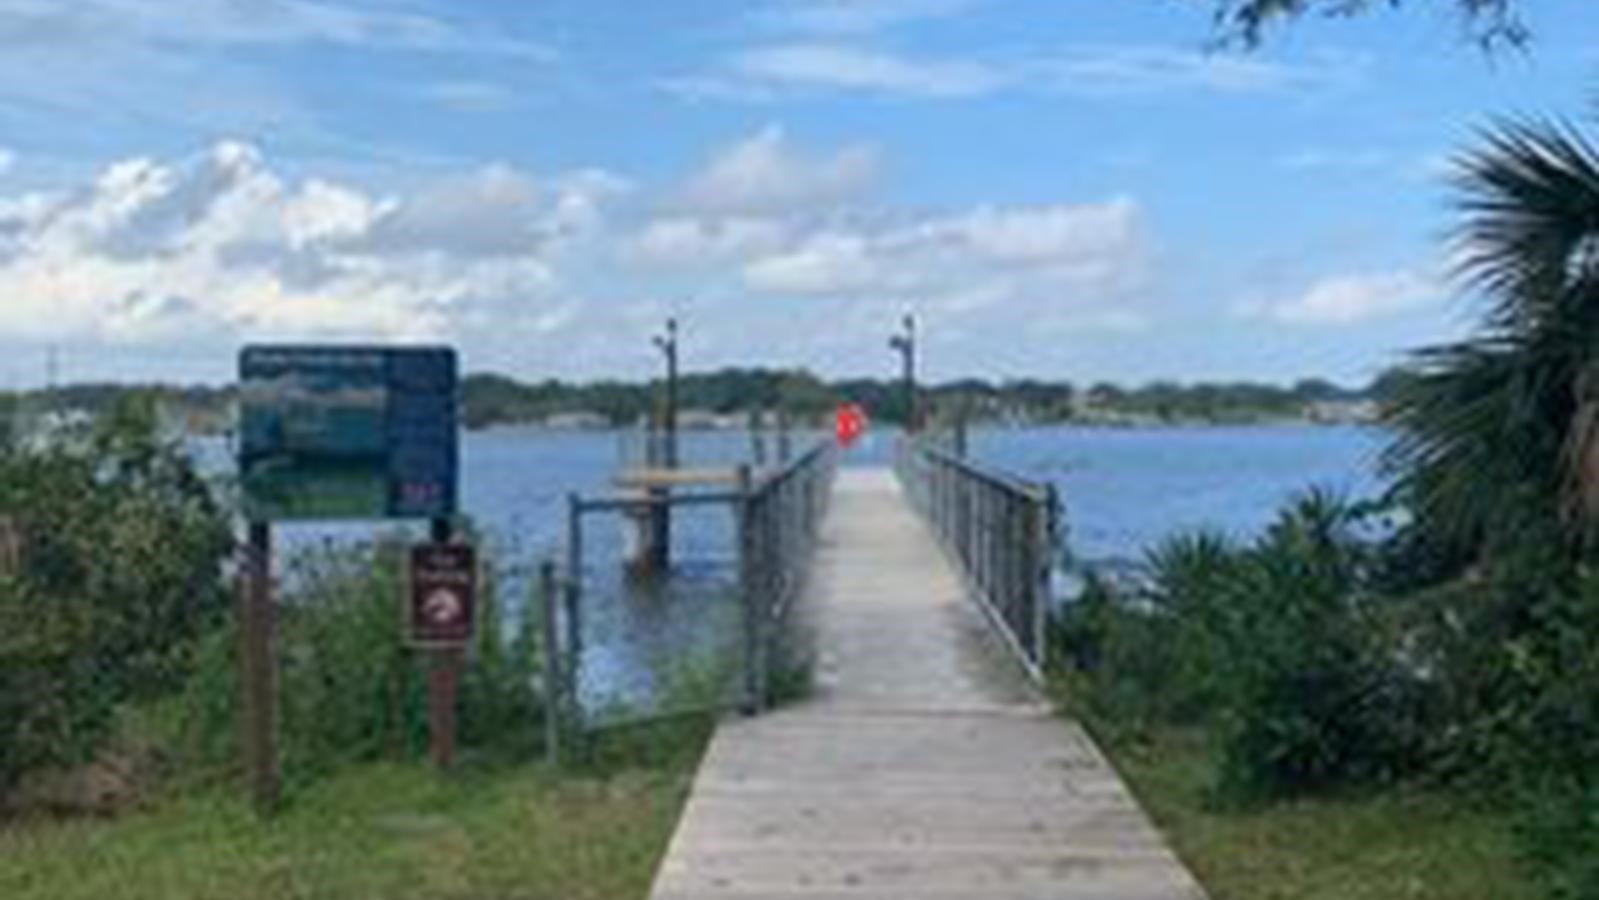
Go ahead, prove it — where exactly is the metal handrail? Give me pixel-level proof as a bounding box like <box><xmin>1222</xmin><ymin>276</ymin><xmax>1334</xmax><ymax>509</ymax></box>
<box><xmin>895</xmin><ymin>435</ymin><xmax>1059</xmax><ymax>684</ymax></box>
<box><xmin>737</xmin><ymin>440</ymin><xmax>836</xmax><ymax>712</ymax></box>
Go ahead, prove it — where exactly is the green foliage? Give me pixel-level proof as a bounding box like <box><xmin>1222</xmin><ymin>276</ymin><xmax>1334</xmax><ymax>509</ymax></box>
<box><xmin>0</xmin><ymin>393</ymin><xmax>15</xmax><ymax>448</ymax></box>
<box><xmin>1517</xmin><ymin>778</ymin><xmax>1599</xmax><ymax>900</ymax></box>
<box><xmin>0</xmin><ymin>396</ymin><xmax>232</xmax><ymax>793</ymax></box>
<box><xmin>26</xmin><ymin>368</ymin><xmax>1381</xmax><ymax>433</ymax></box>
<box><xmin>1056</xmin><ymin>115</ymin><xmax>1599</xmax><ymax>892</ymax></box>
<box><xmin>1053</xmin><ymin>490</ymin><xmax>1432</xmax><ymax>803</ymax></box>
<box><xmin>1206</xmin><ymin>0</ymin><xmax>1527</xmax><ymax>48</ymax></box>
<box><xmin>1051</xmin><ymin>570</ymin><xmax>1195</xmax><ymax>736</ymax></box>
<box><xmin>1209</xmin><ymin>491</ymin><xmax>1429</xmax><ymax>799</ymax></box>
<box><xmin>461</xmin><ymin>368</ymin><xmax>842</xmax><ymax>429</ymax></box>
<box><xmin>175</xmin><ymin>538</ymin><xmax>545</xmax><ymax>784</ymax></box>
<box><xmin>1385</xmin><ymin>121</ymin><xmax>1599</xmax><ymax>561</ymax></box>
<box><xmin>1376</xmin><ymin>116</ymin><xmax>1599</xmax><ymax>895</ymax></box>
<box><xmin>1414</xmin><ymin>564</ymin><xmax>1599</xmax><ymax>896</ymax></box>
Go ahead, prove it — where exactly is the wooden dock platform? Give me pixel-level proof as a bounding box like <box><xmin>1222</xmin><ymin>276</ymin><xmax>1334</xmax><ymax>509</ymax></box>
<box><xmin>613</xmin><ymin>467</ymin><xmax>766</xmax><ymax>489</ymax></box>
<box><xmin>647</xmin><ymin>467</ymin><xmax>1206</xmax><ymax>899</ymax></box>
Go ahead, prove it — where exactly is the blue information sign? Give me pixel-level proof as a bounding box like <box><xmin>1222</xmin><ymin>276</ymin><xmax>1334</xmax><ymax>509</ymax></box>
<box><xmin>239</xmin><ymin>345</ymin><xmax>458</xmax><ymax>521</ymax></box>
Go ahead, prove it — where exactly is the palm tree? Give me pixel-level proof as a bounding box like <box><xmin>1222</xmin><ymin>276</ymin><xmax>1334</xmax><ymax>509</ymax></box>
<box><xmin>1385</xmin><ymin>120</ymin><xmax>1599</xmax><ymax>561</ymax></box>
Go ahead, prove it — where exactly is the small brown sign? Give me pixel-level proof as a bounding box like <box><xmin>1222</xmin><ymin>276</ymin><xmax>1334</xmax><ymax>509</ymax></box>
<box><xmin>408</xmin><ymin>544</ymin><xmax>476</xmax><ymax>647</ymax></box>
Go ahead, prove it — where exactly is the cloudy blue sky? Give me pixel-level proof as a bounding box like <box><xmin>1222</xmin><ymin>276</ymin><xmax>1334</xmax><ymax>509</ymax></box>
<box><xmin>0</xmin><ymin>0</ymin><xmax>1592</xmax><ymax>387</ymax></box>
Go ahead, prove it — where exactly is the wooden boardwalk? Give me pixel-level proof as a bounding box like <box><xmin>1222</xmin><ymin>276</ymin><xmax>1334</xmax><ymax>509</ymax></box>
<box><xmin>648</xmin><ymin>468</ymin><xmax>1206</xmax><ymax>900</ymax></box>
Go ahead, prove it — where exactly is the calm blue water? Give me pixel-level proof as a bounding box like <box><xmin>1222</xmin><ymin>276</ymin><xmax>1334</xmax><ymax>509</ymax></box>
<box><xmin>210</xmin><ymin>424</ymin><xmax>1385</xmax><ymax>711</ymax></box>
<box><xmin>965</xmin><ymin>425</ymin><xmax>1389</xmax><ymax>566</ymax></box>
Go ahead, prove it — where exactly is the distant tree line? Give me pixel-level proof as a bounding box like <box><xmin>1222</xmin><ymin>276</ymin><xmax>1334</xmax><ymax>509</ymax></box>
<box><xmin>0</xmin><ymin>369</ymin><xmax>1393</xmax><ymax>433</ymax></box>
<box><xmin>462</xmin><ymin>370</ymin><xmax>1385</xmax><ymax>429</ymax></box>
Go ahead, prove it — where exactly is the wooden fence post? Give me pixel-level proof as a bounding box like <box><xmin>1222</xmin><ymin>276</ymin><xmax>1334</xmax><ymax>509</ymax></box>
<box><xmin>240</xmin><ymin>520</ymin><xmax>279</xmax><ymax>815</ymax></box>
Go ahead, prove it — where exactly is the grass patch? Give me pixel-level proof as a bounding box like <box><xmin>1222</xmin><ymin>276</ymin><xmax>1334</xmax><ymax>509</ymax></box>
<box><xmin>1101</xmin><ymin>728</ymin><xmax>1534</xmax><ymax>900</ymax></box>
<box><xmin>0</xmin><ymin>719</ymin><xmax>710</xmax><ymax>900</ymax></box>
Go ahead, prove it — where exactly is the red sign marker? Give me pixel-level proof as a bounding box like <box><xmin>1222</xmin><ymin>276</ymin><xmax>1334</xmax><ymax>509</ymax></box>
<box><xmin>835</xmin><ymin>402</ymin><xmax>868</xmax><ymax>448</ymax></box>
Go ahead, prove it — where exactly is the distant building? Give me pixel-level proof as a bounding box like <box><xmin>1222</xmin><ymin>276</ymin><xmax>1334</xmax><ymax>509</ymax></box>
<box><xmin>677</xmin><ymin>409</ymin><xmax>743</xmax><ymax>430</ymax></box>
<box><xmin>1305</xmin><ymin>399</ymin><xmax>1380</xmax><ymax>425</ymax></box>
<box><xmin>543</xmin><ymin>411</ymin><xmax>611</xmax><ymax>430</ymax></box>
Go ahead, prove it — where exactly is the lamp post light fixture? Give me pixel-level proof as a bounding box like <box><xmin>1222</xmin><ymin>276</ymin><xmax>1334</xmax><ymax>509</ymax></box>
<box><xmin>652</xmin><ymin>317</ymin><xmax>679</xmax><ymax>468</ymax></box>
<box><xmin>888</xmin><ymin>313</ymin><xmax>919</xmax><ymax>433</ymax></box>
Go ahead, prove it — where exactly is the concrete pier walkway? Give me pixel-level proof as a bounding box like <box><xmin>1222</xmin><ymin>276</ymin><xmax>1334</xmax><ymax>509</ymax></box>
<box><xmin>648</xmin><ymin>468</ymin><xmax>1206</xmax><ymax>899</ymax></box>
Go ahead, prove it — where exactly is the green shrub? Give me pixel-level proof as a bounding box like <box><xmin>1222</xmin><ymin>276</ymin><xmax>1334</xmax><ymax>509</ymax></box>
<box><xmin>0</xmin><ymin>397</ymin><xmax>232</xmax><ymax>793</ymax></box>
<box><xmin>1054</xmin><ymin>489</ymin><xmax>1434</xmax><ymax>803</ymax></box>
<box><xmin>1051</xmin><ymin>570</ymin><xmax>1192</xmax><ymax>737</ymax></box>
<box><xmin>1141</xmin><ymin>529</ymin><xmax>1243</xmax><ymax>723</ymax></box>
<box><xmin>1475</xmin><ymin>567</ymin><xmax>1599</xmax><ymax>898</ymax></box>
<box><xmin>1517</xmin><ymin>777</ymin><xmax>1599</xmax><ymax>900</ymax></box>
<box><xmin>176</xmin><ymin>537</ymin><xmax>545</xmax><ymax>784</ymax></box>
<box><xmin>1209</xmin><ymin>490</ymin><xmax>1432</xmax><ymax>800</ymax></box>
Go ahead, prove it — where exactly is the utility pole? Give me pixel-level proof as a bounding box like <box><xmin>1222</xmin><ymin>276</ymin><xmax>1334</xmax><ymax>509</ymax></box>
<box><xmin>888</xmin><ymin>314</ymin><xmax>918</xmax><ymax>432</ymax></box>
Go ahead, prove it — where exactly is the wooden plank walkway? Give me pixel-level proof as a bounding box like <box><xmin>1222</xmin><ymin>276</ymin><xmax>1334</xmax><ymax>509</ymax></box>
<box><xmin>648</xmin><ymin>467</ymin><xmax>1206</xmax><ymax>900</ymax></box>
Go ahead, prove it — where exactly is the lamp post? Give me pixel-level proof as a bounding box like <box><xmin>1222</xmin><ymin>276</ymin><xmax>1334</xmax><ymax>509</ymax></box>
<box><xmin>888</xmin><ymin>314</ymin><xmax>918</xmax><ymax>433</ymax></box>
<box><xmin>652</xmin><ymin>318</ymin><xmax>679</xmax><ymax>468</ymax></box>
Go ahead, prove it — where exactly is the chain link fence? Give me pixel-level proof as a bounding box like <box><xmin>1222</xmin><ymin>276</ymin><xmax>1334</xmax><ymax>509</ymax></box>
<box><xmin>540</xmin><ymin>441</ymin><xmax>836</xmax><ymax>762</ymax></box>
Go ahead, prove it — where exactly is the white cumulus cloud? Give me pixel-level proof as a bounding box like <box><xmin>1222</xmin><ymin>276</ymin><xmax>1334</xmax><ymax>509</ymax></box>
<box><xmin>736</xmin><ymin>198</ymin><xmax>1148</xmax><ymax>298</ymax></box>
<box><xmin>1261</xmin><ymin>270</ymin><xmax>1439</xmax><ymax>325</ymax></box>
<box><xmin>0</xmin><ymin>141</ymin><xmax>624</xmax><ymax>345</ymax></box>
<box><xmin>676</xmin><ymin>124</ymin><xmax>880</xmax><ymax>215</ymax></box>
<box><xmin>624</xmin><ymin>216</ymin><xmax>792</xmax><ymax>268</ymax></box>
<box><xmin>621</xmin><ymin>127</ymin><xmax>1152</xmax><ymax>334</ymax></box>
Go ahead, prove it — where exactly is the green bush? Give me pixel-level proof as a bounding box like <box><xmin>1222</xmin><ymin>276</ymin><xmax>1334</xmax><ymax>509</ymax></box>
<box><xmin>1051</xmin><ymin>570</ymin><xmax>1193</xmax><ymax>736</ymax></box>
<box><xmin>1053</xmin><ymin>489</ymin><xmax>1434</xmax><ymax>802</ymax></box>
<box><xmin>176</xmin><ymin>537</ymin><xmax>545</xmax><ymax>784</ymax></box>
<box><xmin>1518</xmin><ymin>777</ymin><xmax>1599</xmax><ymax>900</ymax></box>
<box><xmin>1210</xmin><ymin>490</ymin><xmax>1432</xmax><ymax>800</ymax></box>
<box><xmin>1477</xmin><ymin>567</ymin><xmax>1599</xmax><ymax>898</ymax></box>
<box><xmin>0</xmin><ymin>397</ymin><xmax>232</xmax><ymax>794</ymax></box>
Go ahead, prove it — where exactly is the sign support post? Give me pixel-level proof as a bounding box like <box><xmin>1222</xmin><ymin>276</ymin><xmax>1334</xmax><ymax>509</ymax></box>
<box><xmin>240</xmin><ymin>520</ymin><xmax>279</xmax><ymax>815</ymax></box>
<box><xmin>425</xmin><ymin>516</ymin><xmax>461</xmax><ymax>772</ymax></box>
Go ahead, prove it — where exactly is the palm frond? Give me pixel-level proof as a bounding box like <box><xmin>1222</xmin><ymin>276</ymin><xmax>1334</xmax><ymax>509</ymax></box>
<box><xmin>1387</xmin><ymin>118</ymin><xmax>1599</xmax><ymax>559</ymax></box>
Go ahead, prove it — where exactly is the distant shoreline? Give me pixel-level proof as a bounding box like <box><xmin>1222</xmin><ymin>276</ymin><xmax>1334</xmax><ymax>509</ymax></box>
<box><xmin>465</xmin><ymin>415</ymin><xmax>1383</xmax><ymax>434</ymax></box>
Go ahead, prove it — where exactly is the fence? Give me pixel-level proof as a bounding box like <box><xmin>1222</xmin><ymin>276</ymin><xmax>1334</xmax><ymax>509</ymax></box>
<box><xmin>539</xmin><ymin>440</ymin><xmax>836</xmax><ymax>763</ymax></box>
<box><xmin>895</xmin><ymin>434</ymin><xmax>1060</xmax><ymax>683</ymax></box>
<box><xmin>736</xmin><ymin>439</ymin><xmax>836</xmax><ymax>713</ymax></box>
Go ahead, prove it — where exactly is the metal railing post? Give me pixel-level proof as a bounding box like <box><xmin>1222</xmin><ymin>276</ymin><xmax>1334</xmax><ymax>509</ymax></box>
<box><xmin>735</xmin><ymin>464</ymin><xmax>761</xmax><ymax>714</ymax></box>
<box><xmin>563</xmin><ymin>493</ymin><xmax>584</xmax><ymax>741</ymax></box>
<box><xmin>1037</xmin><ymin>484</ymin><xmax>1058</xmax><ymax>671</ymax></box>
<box><xmin>538</xmin><ymin>559</ymin><xmax>561</xmax><ymax>766</ymax></box>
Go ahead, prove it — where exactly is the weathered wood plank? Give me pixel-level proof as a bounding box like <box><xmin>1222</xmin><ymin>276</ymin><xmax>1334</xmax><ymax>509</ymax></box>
<box><xmin>647</xmin><ymin>468</ymin><xmax>1205</xmax><ymax>900</ymax></box>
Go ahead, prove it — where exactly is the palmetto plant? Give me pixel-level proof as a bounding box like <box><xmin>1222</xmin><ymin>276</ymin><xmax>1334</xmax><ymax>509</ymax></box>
<box><xmin>1385</xmin><ymin>120</ymin><xmax>1599</xmax><ymax>559</ymax></box>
